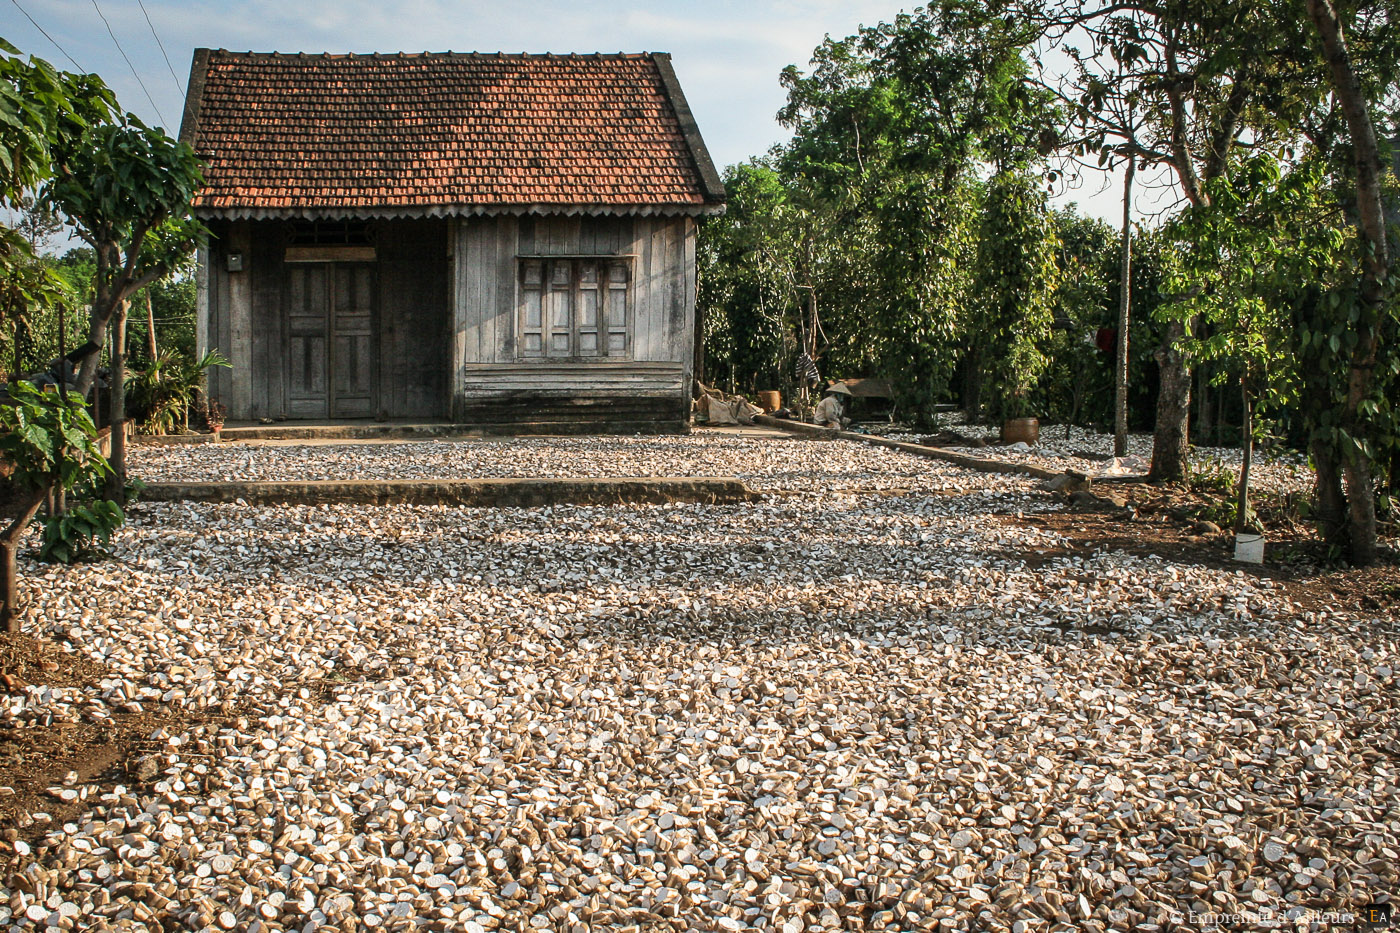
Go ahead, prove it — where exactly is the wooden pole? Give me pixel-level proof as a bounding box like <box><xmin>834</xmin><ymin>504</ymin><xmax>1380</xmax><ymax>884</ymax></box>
<box><xmin>107</xmin><ymin>300</ymin><xmax>130</xmax><ymax>504</ymax></box>
<box><xmin>1236</xmin><ymin>382</ymin><xmax>1254</xmax><ymax>533</ymax></box>
<box><xmin>1114</xmin><ymin>158</ymin><xmax>1135</xmax><ymax>458</ymax></box>
<box><xmin>144</xmin><ymin>289</ymin><xmax>158</xmax><ymax>362</ymax></box>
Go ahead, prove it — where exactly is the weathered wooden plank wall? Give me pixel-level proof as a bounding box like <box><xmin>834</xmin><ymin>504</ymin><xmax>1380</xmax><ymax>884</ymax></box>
<box><xmin>682</xmin><ymin>216</ymin><xmax>697</xmax><ymax>390</ymax></box>
<box><xmin>204</xmin><ymin>212</ymin><xmax>696</xmax><ymax>428</ymax></box>
<box><xmin>455</xmin><ymin>216</ymin><xmax>517</xmax><ymax>367</ymax></box>
<box><xmin>195</xmin><ymin>243</ymin><xmax>210</xmax><ymax>391</ymax></box>
<box><xmin>459</xmin><ymin>361</ymin><xmax>685</xmax><ymax>395</ymax></box>
<box><xmin>224</xmin><ymin>222</ymin><xmax>253</xmax><ymax>418</ymax></box>
<box><xmin>248</xmin><ymin>226</ymin><xmax>283</xmax><ymax>420</ymax></box>
<box><xmin>451</xmin><ymin>213</ymin><xmax>694</xmax><ymax>428</ymax></box>
<box><xmin>212</xmin><ymin>232</ymin><xmax>232</xmax><ymax>406</ymax></box>
<box><xmin>378</xmin><ymin>220</ymin><xmax>450</xmax><ymax>418</ymax></box>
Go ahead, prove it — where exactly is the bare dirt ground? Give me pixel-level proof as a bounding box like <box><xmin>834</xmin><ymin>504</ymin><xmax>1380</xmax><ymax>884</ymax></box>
<box><xmin>1027</xmin><ymin>478</ymin><xmax>1400</xmax><ymax>619</ymax></box>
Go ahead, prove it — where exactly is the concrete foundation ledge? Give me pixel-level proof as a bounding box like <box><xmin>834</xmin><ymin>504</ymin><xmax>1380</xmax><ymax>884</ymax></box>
<box><xmin>217</xmin><ymin>421</ymin><xmax>691</xmax><ymax>441</ymax></box>
<box><xmin>141</xmin><ymin>477</ymin><xmax>761</xmax><ymax>507</ymax></box>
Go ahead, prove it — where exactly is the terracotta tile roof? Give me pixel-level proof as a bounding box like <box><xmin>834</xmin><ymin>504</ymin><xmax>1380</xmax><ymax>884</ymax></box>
<box><xmin>180</xmin><ymin>51</ymin><xmax>726</xmax><ymax>218</ymax></box>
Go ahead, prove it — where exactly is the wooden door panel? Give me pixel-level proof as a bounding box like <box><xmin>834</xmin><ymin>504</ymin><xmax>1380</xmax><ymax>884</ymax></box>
<box><xmin>331</xmin><ymin>264</ymin><xmax>375</xmax><ymax>417</ymax></box>
<box><xmin>333</xmin><ymin>333</ymin><xmax>373</xmax><ymax>417</ymax></box>
<box><xmin>286</xmin><ymin>265</ymin><xmax>329</xmax><ymax>418</ymax></box>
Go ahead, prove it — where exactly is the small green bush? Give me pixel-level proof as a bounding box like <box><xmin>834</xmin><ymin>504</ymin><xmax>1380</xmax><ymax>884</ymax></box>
<box><xmin>39</xmin><ymin>498</ymin><xmax>123</xmax><ymax>563</ymax></box>
<box><xmin>126</xmin><ymin>349</ymin><xmax>229</xmax><ymax>434</ymax></box>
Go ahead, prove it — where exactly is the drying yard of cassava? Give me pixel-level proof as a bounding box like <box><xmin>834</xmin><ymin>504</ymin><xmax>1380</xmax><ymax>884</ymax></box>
<box><xmin>2</xmin><ymin>431</ymin><xmax>1397</xmax><ymax>933</ymax></box>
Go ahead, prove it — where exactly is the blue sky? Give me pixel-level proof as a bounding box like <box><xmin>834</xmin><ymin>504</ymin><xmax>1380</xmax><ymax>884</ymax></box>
<box><xmin>2</xmin><ymin>0</ymin><xmax>1131</xmax><ymax>224</ymax></box>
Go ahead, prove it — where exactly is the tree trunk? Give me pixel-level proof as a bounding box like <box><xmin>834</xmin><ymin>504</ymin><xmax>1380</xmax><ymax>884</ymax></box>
<box><xmin>1343</xmin><ymin>457</ymin><xmax>1378</xmax><ymax>564</ymax></box>
<box><xmin>1312</xmin><ymin>439</ymin><xmax>1348</xmax><ymax>549</ymax></box>
<box><xmin>962</xmin><ymin>346</ymin><xmax>984</xmax><ymax>423</ymax></box>
<box><xmin>107</xmin><ymin>300</ymin><xmax>130</xmax><ymax>505</ymax></box>
<box><xmin>74</xmin><ymin>286</ymin><xmax>110</xmax><ymax>398</ymax></box>
<box><xmin>1114</xmin><ymin>159</ymin><xmax>1135</xmax><ymax>458</ymax></box>
<box><xmin>1196</xmin><ymin>366</ymin><xmax>1214</xmax><ymax>447</ymax></box>
<box><xmin>1307</xmin><ymin>0</ymin><xmax>1385</xmax><ymax>565</ymax></box>
<box><xmin>0</xmin><ymin>491</ymin><xmax>46</xmax><ymax>634</ymax></box>
<box><xmin>0</xmin><ymin>543</ymin><xmax>18</xmax><ymax>635</ymax></box>
<box><xmin>1235</xmin><ymin>384</ymin><xmax>1253</xmax><ymax>534</ymax></box>
<box><xmin>1149</xmin><ymin>319</ymin><xmax>1192</xmax><ymax>482</ymax></box>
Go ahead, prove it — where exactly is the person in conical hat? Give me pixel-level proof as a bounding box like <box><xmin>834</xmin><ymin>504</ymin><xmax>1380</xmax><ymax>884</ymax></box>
<box><xmin>813</xmin><ymin>382</ymin><xmax>852</xmax><ymax>428</ymax></box>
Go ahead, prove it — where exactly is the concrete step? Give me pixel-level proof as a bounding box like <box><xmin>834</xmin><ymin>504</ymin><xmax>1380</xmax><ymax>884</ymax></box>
<box><xmin>217</xmin><ymin>420</ymin><xmax>690</xmax><ymax>441</ymax></box>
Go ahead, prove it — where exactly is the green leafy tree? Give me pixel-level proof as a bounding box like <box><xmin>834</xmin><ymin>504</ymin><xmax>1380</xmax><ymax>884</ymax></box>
<box><xmin>0</xmin><ymin>240</ymin><xmax>73</xmax><ymax>378</ymax></box>
<box><xmin>0</xmin><ymin>41</ymin><xmax>110</xmax><ymax>365</ymax></box>
<box><xmin>0</xmin><ymin>382</ymin><xmax>113</xmax><ymax>630</ymax></box>
<box><xmin>973</xmin><ymin>171</ymin><xmax>1061</xmax><ymax>421</ymax></box>
<box><xmin>1163</xmin><ymin>156</ymin><xmax>1319</xmax><ymax>533</ymax></box>
<box><xmin>771</xmin><ymin>3</ymin><xmax>1057</xmax><ymax>425</ymax></box>
<box><xmin>1039</xmin><ymin>208</ymin><xmax>1118</xmax><ymax>429</ymax></box>
<box><xmin>1301</xmin><ymin>0</ymin><xmax>1400</xmax><ymax>564</ymax></box>
<box><xmin>699</xmin><ymin>161</ymin><xmax>822</xmax><ymax>399</ymax></box>
<box><xmin>0</xmin><ymin>39</ymin><xmax>114</xmax><ymax>219</ymax></box>
<box><xmin>0</xmin><ymin>41</ymin><xmax>121</xmax><ymax>629</ymax></box>
<box><xmin>43</xmin><ymin>115</ymin><xmax>205</xmax><ymax>501</ymax></box>
<box><xmin>1030</xmin><ymin>0</ymin><xmax>1397</xmax><ymax>561</ymax></box>
<box><xmin>1030</xmin><ymin>0</ymin><xmax>1317</xmax><ymax>480</ymax></box>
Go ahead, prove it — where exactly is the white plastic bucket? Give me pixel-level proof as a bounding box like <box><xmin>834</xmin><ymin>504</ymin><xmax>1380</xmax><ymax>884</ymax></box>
<box><xmin>1233</xmin><ymin>533</ymin><xmax>1265</xmax><ymax>564</ymax></box>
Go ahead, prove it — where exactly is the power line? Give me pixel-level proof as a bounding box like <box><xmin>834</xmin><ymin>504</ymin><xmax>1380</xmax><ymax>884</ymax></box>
<box><xmin>8</xmin><ymin>0</ymin><xmax>85</xmax><ymax>72</ymax></box>
<box><xmin>135</xmin><ymin>0</ymin><xmax>183</xmax><ymax>96</ymax></box>
<box><xmin>90</xmin><ymin>0</ymin><xmax>167</xmax><ymax>126</ymax></box>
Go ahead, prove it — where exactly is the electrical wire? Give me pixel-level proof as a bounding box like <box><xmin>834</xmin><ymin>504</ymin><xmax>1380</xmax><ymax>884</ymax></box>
<box><xmin>90</xmin><ymin>0</ymin><xmax>167</xmax><ymax>126</ymax></box>
<box><xmin>135</xmin><ymin>0</ymin><xmax>183</xmax><ymax>95</ymax></box>
<box><xmin>8</xmin><ymin>0</ymin><xmax>85</xmax><ymax>72</ymax></box>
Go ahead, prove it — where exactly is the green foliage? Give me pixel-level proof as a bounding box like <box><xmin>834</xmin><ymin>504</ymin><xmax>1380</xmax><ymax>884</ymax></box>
<box><xmin>129</xmin><ymin>269</ymin><xmax>198</xmax><ymax>365</ymax></box>
<box><xmin>0</xmin><ymin>380</ymin><xmax>108</xmax><ymax>492</ymax></box>
<box><xmin>41</xmin><ymin>113</ymin><xmax>205</xmax><ymax>393</ymax></box>
<box><xmin>865</xmin><ymin>175</ymin><xmax>977</xmax><ymax>422</ymax></box>
<box><xmin>0</xmin><ymin>382</ymin><xmax>126</xmax><ymax>563</ymax></box>
<box><xmin>0</xmin><ymin>42</ymin><xmax>112</xmax><ymax>379</ymax></box>
<box><xmin>699</xmin><ymin>162</ymin><xmax>801</xmax><ymax>393</ymax></box>
<box><xmin>0</xmin><ymin>41</ymin><xmax>115</xmax><ymax>357</ymax></box>
<box><xmin>1037</xmin><ymin>209</ymin><xmax>1113</xmax><ymax>424</ymax></box>
<box><xmin>975</xmin><ymin>172</ymin><xmax>1060</xmax><ymax>420</ymax></box>
<box><xmin>1156</xmin><ymin>146</ymin><xmax>1399</xmax><ymax>538</ymax></box>
<box><xmin>45</xmin><ymin>116</ymin><xmax>204</xmax><ymax>254</ymax></box>
<box><xmin>38</xmin><ymin>497</ymin><xmax>122</xmax><ymax>564</ymax></box>
<box><xmin>1186</xmin><ymin>456</ymin><xmax>1237</xmax><ymax>495</ymax></box>
<box><xmin>1161</xmin><ymin>155</ymin><xmax>1318</xmax><ymax>415</ymax></box>
<box><xmin>697</xmin><ymin>0</ymin><xmax>1398</xmax><ymax>556</ymax></box>
<box><xmin>126</xmin><ymin>349</ymin><xmax>230</xmax><ymax>434</ymax></box>
<box><xmin>701</xmin><ymin>2</ymin><xmax>1070</xmax><ymax>427</ymax></box>
<box><xmin>0</xmin><ymin>229</ymin><xmax>76</xmax><ymax>374</ymax></box>
<box><xmin>0</xmin><ymin>39</ymin><xmax>115</xmax><ymax>206</ymax></box>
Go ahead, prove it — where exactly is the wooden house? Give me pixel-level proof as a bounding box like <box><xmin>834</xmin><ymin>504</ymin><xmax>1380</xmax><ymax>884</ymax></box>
<box><xmin>179</xmin><ymin>50</ymin><xmax>725</xmax><ymax>431</ymax></box>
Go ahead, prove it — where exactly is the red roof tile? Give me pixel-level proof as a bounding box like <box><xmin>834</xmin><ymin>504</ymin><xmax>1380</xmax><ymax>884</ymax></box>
<box><xmin>181</xmin><ymin>51</ymin><xmax>725</xmax><ymax>218</ymax></box>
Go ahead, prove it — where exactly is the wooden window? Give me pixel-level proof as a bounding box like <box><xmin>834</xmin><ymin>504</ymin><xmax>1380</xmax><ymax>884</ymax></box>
<box><xmin>288</xmin><ymin>220</ymin><xmax>374</xmax><ymax>246</ymax></box>
<box><xmin>518</xmin><ymin>258</ymin><xmax>630</xmax><ymax>359</ymax></box>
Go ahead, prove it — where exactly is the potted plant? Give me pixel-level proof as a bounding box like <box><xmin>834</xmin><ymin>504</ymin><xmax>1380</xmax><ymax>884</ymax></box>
<box><xmin>203</xmin><ymin>399</ymin><xmax>225</xmax><ymax>438</ymax></box>
<box><xmin>999</xmin><ymin>390</ymin><xmax>1040</xmax><ymax>446</ymax></box>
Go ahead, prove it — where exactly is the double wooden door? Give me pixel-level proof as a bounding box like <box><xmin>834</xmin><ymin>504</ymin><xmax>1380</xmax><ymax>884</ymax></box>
<box><xmin>286</xmin><ymin>263</ymin><xmax>375</xmax><ymax>418</ymax></box>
